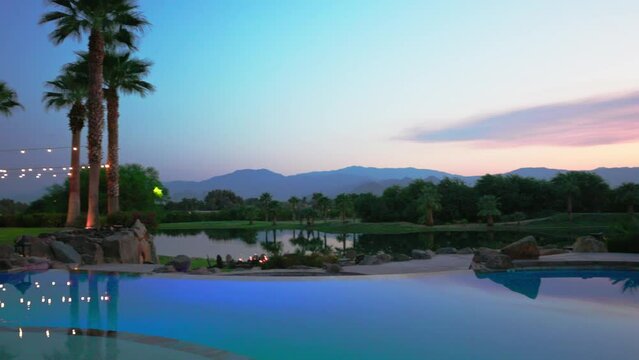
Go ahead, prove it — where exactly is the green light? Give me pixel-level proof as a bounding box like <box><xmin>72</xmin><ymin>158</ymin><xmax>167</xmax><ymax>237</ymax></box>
<box><xmin>153</xmin><ymin>186</ymin><xmax>163</xmax><ymax>198</ymax></box>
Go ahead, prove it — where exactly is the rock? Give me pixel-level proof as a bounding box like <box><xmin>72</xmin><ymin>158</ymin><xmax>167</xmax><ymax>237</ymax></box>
<box><xmin>102</xmin><ymin>231</ymin><xmax>138</xmax><ymax>263</ymax></box>
<box><xmin>393</xmin><ymin>253</ymin><xmax>411</xmax><ymax>262</ymax></box>
<box><xmin>51</xmin><ymin>241</ymin><xmax>82</xmax><ymax>264</ymax></box>
<box><xmin>539</xmin><ymin>248</ymin><xmax>569</xmax><ymax>256</ymax></box>
<box><xmin>324</xmin><ymin>263</ymin><xmax>341</xmax><ymax>274</ymax></box>
<box><xmin>131</xmin><ymin>219</ymin><xmax>148</xmax><ymax>240</ymax></box>
<box><xmin>359</xmin><ymin>255</ymin><xmax>382</xmax><ymax>265</ymax></box>
<box><xmin>67</xmin><ymin>237</ymin><xmax>104</xmax><ymax>265</ymax></box>
<box><xmin>188</xmin><ymin>267</ymin><xmax>212</xmax><ymax>275</ymax></box>
<box><xmin>457</xmin><ymin>247</ymin><xmax>474</xmax><ymax>255</ymax></box>
<box><xmin>168</xmin><ymin>255</ymin><xmax>191</xmax><ymax>272</ymax></box>
<box><xmin>49</xmin><ymin>261</ymin><xmax>71</xmax><ymax>270</ymax></box>
<box><xmin>225</xmin><ymin>254</ymin><xmax>234</xmax><ymax>264</ymax></box>
<box><xmin>472</xmin><ymin>248</ymin><xmax>513</xmax><ymax>271</ymax></box>
<box><xmin>376</xmin><ymin>253</ymin><xmax>392</xmax><ymax>263</ymax></box>
<box><xmin>501</xmin><ymin>236</ymin><xmax>539</xmax><ymax>260</ymax></box>
<box><xmin>30</xmin><ymin>236</ymin><xmax>54</xmax><ymax>258</ymax></box>
<box><xmin>0</xmin><ymin>245</ymin><xmax>14</xmax><ymax>259</ymax></box>
<box><xmin>139</xmin><ymin>239</ymin><xmax>152</xmax><ymax>263</ymax></box>
<box><xmin>0</xmin><ymin>259</ymin><xmax>12</xmax><ymax>270</ymax></box>
<box><xmin>436</xmin><ymin>247</ymin><xmax>457</xmax><ymax>254</ymax></box>
<box><xmin>25</xmin><ymin>257</ymin><xmax>50</xmax><ymax>271</ymax></box>
<box><xmin>344</xmin><ymin>249</ymin><xmax>358</xmax><ymax>260</ymax></box>
<box><xmin>573</xmin><ymin>236</ymin><xmax>608</xmax><ymax>253</ymax></box>
<box><xmin>153</xmin><ymin>265</ymin><xmax>175</xmax><ymax>273</ymax></box>
<box><xmin>411</xmin><ymin>249</ymin><xmax>433</xmax><ymax>259</ymax></box>
<box><xmin>9</xmin><ymin>254</ymin><xmax>27</xmax><ymax>267</ymax></box>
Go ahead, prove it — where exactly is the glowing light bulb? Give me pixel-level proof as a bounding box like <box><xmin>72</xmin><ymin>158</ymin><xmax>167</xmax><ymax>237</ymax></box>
<box><xmin>73</xmin><ymin>147</ymin><xmax>78</xmax><ymax>151</ymax></box>
<box><xmin>20</xmin><ymin>150</ymin><xmax>25</xmax><ymax>154</ymax></box>
<box><xmin>46</xmin><ymin>329</ymin><xmax>50</xmax><ymax>338</ymax></box>
<box><xmin>47</xmin><ymin>149</ymin><xmax>52</xmax><ymax>153</ymax></box>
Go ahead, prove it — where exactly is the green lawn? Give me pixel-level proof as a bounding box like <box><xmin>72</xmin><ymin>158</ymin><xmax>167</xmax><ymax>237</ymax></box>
<box><xmin>0</xmin><ymin>227</ymin><xmax>61</xmax><ymax>245</ymax></box>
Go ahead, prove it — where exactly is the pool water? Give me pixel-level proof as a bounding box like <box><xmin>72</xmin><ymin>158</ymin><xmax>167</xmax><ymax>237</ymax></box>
<box><xmin>0</xmin><ymin>270</ymin><xmax>638</xmax><ymax>359</ymax></box>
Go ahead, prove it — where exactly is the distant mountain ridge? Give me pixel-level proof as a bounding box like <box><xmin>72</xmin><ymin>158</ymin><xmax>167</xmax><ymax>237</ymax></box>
<box><xmin>164</xmin><ymin>165</ymin><xmax>639</xmax><ymax>201</ymax></box>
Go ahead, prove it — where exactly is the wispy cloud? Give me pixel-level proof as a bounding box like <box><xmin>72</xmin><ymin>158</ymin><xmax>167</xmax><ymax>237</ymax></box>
<box><xmin>404</xmin><ymin>92</ymin><xmax>639</xmax><ymax>147</ymax></box>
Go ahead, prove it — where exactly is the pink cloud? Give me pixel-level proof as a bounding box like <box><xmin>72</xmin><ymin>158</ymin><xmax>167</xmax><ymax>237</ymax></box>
<box><xmin>406</xmin><ymin>92</ymin><xmax>639</xmax><ymax>147</ymax></box>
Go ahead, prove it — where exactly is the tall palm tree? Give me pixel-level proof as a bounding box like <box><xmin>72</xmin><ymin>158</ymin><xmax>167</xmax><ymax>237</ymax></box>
<box><xmin>66</xmin><ymin>51</ymin><xmax>154</xmax><ymax>215</ymax></box>
<box><xmin>259</xmin><ymin>193</ymin><xmax>273</xmax><ymax>222</ymax></box>
<box><xmin>615</xmin><ymin>183</ymin><xmax>639</xmax><ymax>214</ymax></box>
<box><xmin>40</xmin><ymin>0</ymin><xmax>148</xmax><ymax>229</ymax></box>
<box><xmin>103</xmin><ymin>51</ymin><xmax>154</xmax><ymax>214</ymax></box>
<box><xmin>43</xmin><ymin>69</ymin><xmax>88</xmax><ymax>226</ymax></box>
<box><xmin>418</xmin><ymin>185</ymin><xmax>441</xmax><ymax>226</ymax></box>
<box><xmin>551</xmin><ymin>172</ymin><xmax>580</xmax><ymax>221</ymax></box>
<box><xmin>0</xmin><ymin>81</ymin><xmax>23</xmax><ymax>116</ymax></box>
<box><xmin>477</xmin><ymin>195</ymin><xmax>501</xmax><ymax>227</ymax></box>
<box><xmin>288</xmin><ymin>196</ymin><xmax>300</xmax><ymax>221</ymax></box>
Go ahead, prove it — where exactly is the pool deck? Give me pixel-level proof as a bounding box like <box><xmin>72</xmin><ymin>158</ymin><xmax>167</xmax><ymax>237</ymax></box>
<box><xmin>76</xmin><ymin>252</ymin><xmax>639</xmax><ymax>277</ymax></box>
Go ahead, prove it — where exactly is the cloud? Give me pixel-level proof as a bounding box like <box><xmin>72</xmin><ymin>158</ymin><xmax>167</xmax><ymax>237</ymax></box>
<box><xmin>405</xmin><ymin>92</ymin><xmax>639</xmax><ymax>147</ymax></box>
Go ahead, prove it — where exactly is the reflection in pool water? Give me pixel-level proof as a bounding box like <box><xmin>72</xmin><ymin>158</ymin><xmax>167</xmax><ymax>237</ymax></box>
<box><xmin>0</xmin><ymin>270</ymin><xmax>638</xmax><ymax>359</ymax></box>
<box><xmin>154</xmin><ymin>228</ymin><xmax>578</xmax><ymax>258</ymax></box>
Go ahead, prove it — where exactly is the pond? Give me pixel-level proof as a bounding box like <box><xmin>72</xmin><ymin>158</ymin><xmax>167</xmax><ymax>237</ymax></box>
<box><xmin>153</xmin><ymin>228</ymin><xmax>580</xmax><ymax>259</ymax></box>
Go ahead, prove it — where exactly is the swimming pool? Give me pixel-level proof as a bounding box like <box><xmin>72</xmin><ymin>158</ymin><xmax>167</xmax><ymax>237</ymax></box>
<box><xmin>0</xmin><ymin>269</ymin><xmax>638</xmax><ymax>359</ymax></box>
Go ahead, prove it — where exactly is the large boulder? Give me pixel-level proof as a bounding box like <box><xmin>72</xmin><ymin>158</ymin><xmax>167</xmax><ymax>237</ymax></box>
<box><xmin>0</xmin><ymin>259</ymin><xmax>12</xmax><ymax>270</ymax></box>
<box><xmin>573</xmin><ymin>236</ymin><xmax>607</xmax><ymax>253</ymax></box>
<box><xmin>358</xmin><ymin>255</ymin><xmax>382</xmax><ymax>265</ymax></box>
<box><xmin>376</xmin><ymin>252</ymin><xmax>392</xmax><ymax>263</ymax></box>
<box><xmin>67</xmin><ymin>237</ymin><xmax>104</xmax><ymax>265</ymax></box>
<box><xmin>501</xmin><ymin>236</ymin><xmax>540</xmax><ymax>259</ymax></box>
<box><xmin>51</xmin><ymin>241</ymin><xmax>81</xmax><ymax>264</ymax></box>
<box><xmin>29</xmin><ymin>236</ymin><xmax>54</xmax><ymax>258</ymax></box>
<box><xmin>411</xmin><ymin>249</ymin><xmax>434</xmax><ymax>259</ymax></box>
<box><xmin>168</xmin><ymin>255</ymin><xmax>191</xmax><ymax>272</ymax></box>
<box><xmin>324</xmin><ymin>263</ymin><xmax>342</xmax><ymax>274</ymax></box>
<box><xmin>457</xmin><ymin>247</ymin><xmax>474</xmax><ymax>255</ymax></box>
<box><xmin>436</xmin><ymin>247</ymin><xmax>457</xmax><ymax>255</ymax></box>
<box><xmin>393</xmin><ymin>253</ymin><xmax>411</xmax><ymax>262</ymax></box>
<box><xmin>472</xmin><ymin>248</ymin><xmax>513</xmax><ymax>271</ymax></box>
<box><xmin>102</xmin><ymin>231</ymin><xmax>139</xmax><ymax>263</ymax></box>
<box><xmin>131</xmin><ymin>219</ymin><xmax>148</xmax><ymax>240</ymax></box>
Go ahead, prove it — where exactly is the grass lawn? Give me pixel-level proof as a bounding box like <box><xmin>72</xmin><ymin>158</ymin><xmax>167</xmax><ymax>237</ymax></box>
<box><xmin>158</xmin><ymin>213</ymin><xmax>637</xmax><ymax>234</ymax></box>
<box><xmin>0</xmin><ymin>227</ymin><xmax>61</xmax><ymax>245</ymax></box>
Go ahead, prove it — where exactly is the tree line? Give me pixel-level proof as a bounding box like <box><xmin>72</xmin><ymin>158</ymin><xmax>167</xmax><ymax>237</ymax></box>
<box><xmin>164</xmin><ymin>171</ymin><xmax>639</xmax><ymax>226</ymax></box>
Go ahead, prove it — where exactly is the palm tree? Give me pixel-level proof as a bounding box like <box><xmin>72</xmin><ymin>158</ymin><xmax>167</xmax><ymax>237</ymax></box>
<box><xmin>43</xmin><ymin>68</ymin><xmax>88</xmax><ymax>226</ymax></box>
<box><xmin>103</xmin><ymin>52</ymin><xmax>153</xmax><ymax>214</ymax></box>
<box><xmin>334</xmin><ymin>194</ymin><xmax>354</xmax><ymax>223</ymax></box>
<box><xmin>0</xmin><ymin>81</ymin><xmax>23</xmax><ymax>116</ymax></box>
<box><xmin>551</xmin><ymin>172</ymin><xmax>580</xmax><ymax>221</ymax></box>
<box><xmin>417</xmin><ymin>185</ymin><xmax>441</xmax><ymax>226</ymax></box>
<box><xmin>615</xmin><ymin>183</ymin><xmax>639</xmax><ymax>214</ymax></box>
<box><xmin>41</xmin><ymin>0</ymin><xmax>148</xmax><ymax>229</ymax></box>
<box><xmin>477</xmin><ymin>195</ymin><xmax>501</xmax><ymax>227</ymax></box>
<box><xmin>288</xmin><ymin>196</ymin><xmax>300</xmax><ymax>221</ymax></box>
<box><xmin>259</xmin><ymin>193</ymin><xmax>273</xmax><ymax>222</ymax></box>
<box><xmin>67</xmin><ymin>51</ymin><xmax>154</xmax><ymax>215</ymax></box>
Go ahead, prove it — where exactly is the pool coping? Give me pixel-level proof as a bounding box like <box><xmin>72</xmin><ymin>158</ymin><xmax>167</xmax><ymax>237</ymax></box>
<box><xmin>0</xmin><ymin>325</ymin><xmax>250</xmax><ymax>360</ymax></box>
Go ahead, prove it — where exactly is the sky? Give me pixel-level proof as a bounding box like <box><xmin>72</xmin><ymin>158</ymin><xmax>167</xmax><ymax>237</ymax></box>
<box><xmin>1</xmin><ymin>0</ymin><xmax>639</xmax><ymax>184</ymax></box>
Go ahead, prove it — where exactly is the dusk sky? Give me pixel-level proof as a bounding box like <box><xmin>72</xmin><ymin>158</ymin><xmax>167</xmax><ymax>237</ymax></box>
<box><xmin>1</xmin><ymin>0</ymin><xmax>639</xmax><ymax>183</ymax></box>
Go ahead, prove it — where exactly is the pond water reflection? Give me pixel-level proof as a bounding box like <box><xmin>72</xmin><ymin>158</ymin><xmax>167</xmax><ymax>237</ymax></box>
<box><xmin>154</xmin><ymin>228</ymin><xmax>578</xmax><ymax>259</ymax></box>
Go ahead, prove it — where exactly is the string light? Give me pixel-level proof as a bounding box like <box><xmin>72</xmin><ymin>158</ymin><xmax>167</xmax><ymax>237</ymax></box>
<box><xmin>0</xmin><ymin>164</ymin><xmax>110</xmax><ymax>179</ymax></box>
<box><xmin>0</xmin><ymin>146</ymin><xmax>76</xmax><ymax>154</ymax></box>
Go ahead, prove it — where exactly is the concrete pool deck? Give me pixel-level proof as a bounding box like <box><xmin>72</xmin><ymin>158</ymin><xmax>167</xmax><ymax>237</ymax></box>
<box><xmin>76</xmin><ymin>252</ymin><xmax>639</xmax><ymax>277</ymax></box>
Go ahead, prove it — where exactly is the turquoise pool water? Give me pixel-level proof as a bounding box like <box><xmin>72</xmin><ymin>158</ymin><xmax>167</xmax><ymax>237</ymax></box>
<box><xmin>0</xmin><ymin>269</ymin><xmax>638</xmax><ymax>359</ymax></box>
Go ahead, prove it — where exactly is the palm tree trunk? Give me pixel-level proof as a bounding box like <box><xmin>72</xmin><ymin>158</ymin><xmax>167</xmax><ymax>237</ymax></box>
<box><xmin>85</xmin><ymin>29</ymin><xmax>105</xmax><ymax>229</ymax></box>
<box><xmin>487</xmin><ymin>215</ymin><xmax>494</xmax><ymax>226</ymax></box>
<box><xmin>106</xmin><ymin>88</ymin><xmax>120</xmax><ymax>215</ymax></box>
<box><xmin>65</xmin><ymin>130</ymin><xmax>81</xmax><ymax>227</ymax></box>
<box><xmin>628</xmin><ymin>204</ymin><xmax>634</xmax><ymax>214</ymax></box>
<box><xmin>567</xmin><ymin>196</ymin><xmax>573</xmax><ymax>222</ymax></box>
<box><xmin>426</xmin><ymin>208</ymin><xmax>434</xmax><ymax>226</ymax></box>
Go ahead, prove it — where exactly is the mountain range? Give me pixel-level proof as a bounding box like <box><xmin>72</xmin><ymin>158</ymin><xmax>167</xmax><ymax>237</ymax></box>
<box><xmin>164</xmin><ymin>166</ymin><xmax>639</xmax><ymax>201</ymax></box>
